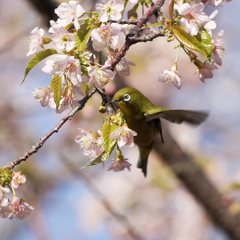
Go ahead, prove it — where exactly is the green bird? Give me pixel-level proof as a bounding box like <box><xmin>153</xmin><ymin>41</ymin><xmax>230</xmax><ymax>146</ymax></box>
<box><xmin>112</xmin><ymin>87</ymin><xmax>208</xmax><ymax>177</ymax></box>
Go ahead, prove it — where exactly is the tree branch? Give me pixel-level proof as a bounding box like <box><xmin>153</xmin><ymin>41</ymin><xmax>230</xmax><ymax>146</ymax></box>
<box><xmin>24</xmin><ymin>0</ymin><xmax>58</xmax><ymax>25</ymax></box>
<box><xmin>109</xmin><ymin>0</ymin><xmax>165</xmax><ymax>70</ymax></box>
<box><xmin>155</xmin><ymin>131</ymin><xmax>240</xmax><ymax>240</ymax></box>
<box><xmin>8</xmin><ymin>88</ymin><xmax>98</xmax><ymax>170</ymax></box>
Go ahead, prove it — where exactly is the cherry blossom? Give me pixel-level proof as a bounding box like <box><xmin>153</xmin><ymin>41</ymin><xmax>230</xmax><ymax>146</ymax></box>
<box><xmin>56</xmin><ymin>85</ymin><xmax>83</xmax><ymax>113</ymax></box>
<box><xmin>75</xmin><ymin>129</ymin><xmax>104</xmax><ymax>160</ymax></box>
<box><xmin>106</xmin><ymin>51</ymin><xmax>135</xmax><ymax>76</ymax></box>
<box><xmin>88</xmin><ymin>66</ymin><xmax>116</xmax><ymax>88</ymax></box>
<box><xmin>158</xmin><ymin>63</ymin><xmax>182</xmax><ymax>89</ymax></box>
<box><xmin>54</xmin><ymin>1</ymin><xmax>85</xmax><ymax>30</ymax></box>
<box><xmin>49</xmin><ymin>20</ymin><xmax>75</xmax><ymax>51</ymax></box>
<box><xmin>0</xmin><ymin>186</ymin><xmax>10</xmax><ymax>207</ymax></box>
<box><xmin>96</xmin><ymin>0</ymin><xmax>124</xmax><ymax>22</ymax></box>
<box><xmin>42</xmin><ymin>54</ymin><xmax>82</xmax><ymax>85</ymax></box>
<box><xmin>108</xmin><ymin>159</ymin><xmax>132</xmax><ymax>172</ymax></box>
<box><xmin>204</xmin><ymin>10</ymin><xmax>218</xmax><ymax>36</ymax></box>
<box><xmin>212</xmin><ymin>30</ymin><xmax>225</xmax><ymax>66</ymax></box>
<box><xmin>7</xmin><ymin>195</ymin><xmax>34</xmax><ymax>220</ymax></box>
<box><xmin>177</xmin><ymin>2</ymin><xmax>216</xmax><ymax>36</ymax></box>
<box><xmin>11</xmin><ymin>172</ymin><xmax>26</xmax><ymax>189</ymax></box>
<box><xmin>110</xmin><ymin>126</ymin><xmax>137</xmax><ymax>147</ymax></box>
<box><xmin>32</xmin><ymin>87</ymin><xmax>56</xmax><ymax>108</ymax></box>
<box><xmin>27</xmin><ymin>27</ymin><xmax>44</xmax><ymax>56</ymax></box>
<box><xmin>91</xmin><ymin>23</ymin><xmax>121</xmax><ymax>51</ymax></box>
<box><xmin>57</xmin><ymin>95</ymin><xmax>78</xmax><ymax>113</ymax></box>
<box><xmin>197</xmin><ymin>62</ymin><xmax>218</xmax><ymax>82</ymax></box>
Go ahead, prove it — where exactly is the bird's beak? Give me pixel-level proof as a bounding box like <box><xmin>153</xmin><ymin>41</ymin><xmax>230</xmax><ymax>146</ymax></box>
<box><xmin>111</xmin><ymin>99</ymin><xmax>119</xmax><ymax>103</ymax></box>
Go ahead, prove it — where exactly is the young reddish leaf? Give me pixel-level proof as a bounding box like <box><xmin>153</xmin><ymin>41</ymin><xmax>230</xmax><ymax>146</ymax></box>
<box><xmin>22</xmin><ymin>49</ymin><xmax>57</xmax><ymax>84</ymax></box>
<box><xmin>168</xmin><ymin>0</ymin><xmax>174</xmax><ymax>20</ymax></box>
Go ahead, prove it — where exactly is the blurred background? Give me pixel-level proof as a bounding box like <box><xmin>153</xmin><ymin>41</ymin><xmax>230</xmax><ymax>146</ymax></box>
<box><xmin>0</xmin><ymin>0</ymin><xmax>240</xmax><ymax>239</ymax></box>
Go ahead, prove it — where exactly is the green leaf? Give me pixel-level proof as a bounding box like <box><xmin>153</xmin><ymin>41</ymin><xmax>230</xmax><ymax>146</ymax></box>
<box><xmin>22</xmin><ymin>49</ymin><xmax>57</xmax><ymax>84</ymax></box>
<box><xmin>50</xmin><ymin>75</ymin><xmax>62</xmax><ymax>109</ymax></box>
<box><xmin>101</xmin><ymin>122</ymin><xmax>118</xmax><ymax>161</ymax></box>
<box><xmin>74</xmin><ymin>19</ymin><xmax>96</xmax><ymax>52</ymax></box>
<box><xmin>128</xmin><ymin>3</ymin><xmax>139</xmax><ymax>19</ymax></box>
<box><xmin>142</xmin><ymin>22</ymin><xmax>164</xmax><ymax>29</ymax></box>
<box><xmin>81</xmin><ymin>153</ymin><xmax>105</xmax><ymax>169</ymax></box>
<box><xmin>172</xmin><ymin>26</ymin><xmax>212</xmax><ymax>58</ymax></box>
<box><xmin>195</xmin><ymin>27</ymin><xmax>213</xmax><ymax>59</ymax></box>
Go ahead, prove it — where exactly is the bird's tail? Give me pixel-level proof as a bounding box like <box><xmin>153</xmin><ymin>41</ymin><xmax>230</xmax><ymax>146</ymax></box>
<box><xmin>137</xmin><ymin>144</ymin><xmax>153</xmax><ymax>177</ymax></box>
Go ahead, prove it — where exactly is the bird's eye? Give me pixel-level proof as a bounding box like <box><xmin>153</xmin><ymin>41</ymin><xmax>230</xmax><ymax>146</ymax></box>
<box><xmin>122</xmin><ymin>94</ymin><xmax>131</xmax><ymax>102</ymax></box>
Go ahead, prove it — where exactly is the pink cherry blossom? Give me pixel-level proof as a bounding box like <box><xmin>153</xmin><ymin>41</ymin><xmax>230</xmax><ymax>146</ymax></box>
<box><xmin>54</xmin><ymin>1</ymin><xmax>85</xmax><ymax>30</ymax></box>
<box><xmin>212</xmin><ymin>30</ymin><xmax>225</xmax><ymax>66</ymax></box>
<box><xmin>0</xmin><ymin>186</ymin><xmax>10</xmax><ymax>207</ymax></box>
<box><xmin>177</xmin><ymin>2</ymin><xmax>215</xmax><ymax>36</ymax></box>
<box><xmin>96</xmin><ymin>0</ymin><xmax>124</xmax><ymax>22</ymax></box>
<box><xmin>197</xmin><ymin>62</ymin><xmax>218</xmax><ymax>82</ymax></box>
<box><xmin>49</xmin><ymin>20</ymin><xmax>75</xmax><ymax>51</ymax></box>
<box><xmin>106</xmin><ymin>52</ymin><xmax>135</xmax><ymax>76</ymax></box>
<box><xmin>57</xmin><ymin>95</ymin><xmax>78</xmax><ymax>113</ymax></box>
<box><xmin>204</xmin><ymin>10</ymin><xmax>218</xmax><ymax>36</ymax></box>
<box><xmin>115</xmin><ymin>57</ymin><xmax>135</xmax><ymax>76</ymax></box>
<box><xmin>107</xmin><ymin>159</ymin><xmax>132</xmax><ymax>172</ymax></box>
<box><xmin>27</xmin><ymin>27</ymin><xmax>44</xmax><ymax>56</ymax></box>
<box><xmin>42</xmin><ymin>54</ymin><xmax>82</xmax><ymax>85</ymax></box>
<box><xmin>158</xmin><ymin>65</ymin><xmax>182</xmax><ymax>89</ymax></box>
<box><xmin>56</xmin><ymin>85</ymin><xmax>83</xmax><ymax>113</ymax></box>
<box><xmin>88</xmin><ymin>66</ymin><xmax>116</xmax><ymax>88</ymax></box>
<box><xmin>7</xmin><ymin>195</ymin><xmax>34</xmax><ymax>220</ymax></box>
<box><xmin>11</xmin><ymin>172</ymin><xmax>26</xmax><ymax>189</ymax></box>
<box><xmin>32</xmin><ymin>87</ymin><xmax>56</xmax><ymax>108</ymax></box>
<box><xmin>75</xmin><ymin>129</ymin><xmax>104</xmax><ymax>161</ymax></box>
<box><xmin>91</xmin><ymin>23</ymin><xmax>121</xmax><ymax>51</ymax></box>
<box><xmin>110</xmin><ymin>126</ymin><xmax>137</xmax><ymax>147</ymax></box>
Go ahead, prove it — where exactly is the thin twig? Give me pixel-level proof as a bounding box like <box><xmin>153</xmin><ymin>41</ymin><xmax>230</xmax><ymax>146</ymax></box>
<box><xmin>108</xmin><ymin>19</ymin><xmax>138</xmax><ymax>25</ymax></box>
<box><xmin>8</xmin><ymin>88</ymin><xmax>98</xmax><ymax>170</ymax></box>
<box><xmin>109</xmin><ymin>0</ymin><xmax>165</xmax><ymax>71</ymax></box>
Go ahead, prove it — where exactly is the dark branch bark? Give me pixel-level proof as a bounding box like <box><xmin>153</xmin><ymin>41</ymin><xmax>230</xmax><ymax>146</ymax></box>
<box><xmin>155</xmin><ymin>131</ymin><xmax>240</xmax><ymax>240</ymax></box>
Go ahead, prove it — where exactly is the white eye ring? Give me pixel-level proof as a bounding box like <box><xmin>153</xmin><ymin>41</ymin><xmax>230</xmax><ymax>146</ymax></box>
<box><xmin>122</xmin><ymin>94</ymin><xmax>131</xmax><ymax>102</ymax></box>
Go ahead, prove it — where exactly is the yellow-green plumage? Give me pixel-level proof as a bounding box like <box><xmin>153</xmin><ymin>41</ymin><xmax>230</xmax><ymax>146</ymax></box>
<box><xmin>113</xmin><ymin>87</ymin><xmax>208</xmax><ymax>177</ymax></box>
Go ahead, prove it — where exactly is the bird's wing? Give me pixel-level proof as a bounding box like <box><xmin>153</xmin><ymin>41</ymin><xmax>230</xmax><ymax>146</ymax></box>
<box><xmin>145</xmin><ymin>110</ymin><xmax>209</xmax><ymax>125</ymax></box>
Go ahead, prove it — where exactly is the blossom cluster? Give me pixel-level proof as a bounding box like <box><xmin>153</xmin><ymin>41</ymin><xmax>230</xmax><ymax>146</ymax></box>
<box><xmin>158</xmin><ymin>0</ymin><xmax>227</xmax><ymax>88</ymax></box>
<box><xmin>75</xmin><ymin>115</ymin><xmax>136</xmax><ymax>172</ymax></box>
<box><xmin>27</xmin><ymin>0</ymin><xmax>135</xmax><ymax>113</ymax></box>
<box><xmin>0</xmin><ymin>171</ymin><xmax>34</xmax><ymax>219</ymax></box>
<box><xmin>26</xmin><ymin>0</ymin><xmax>230</xmax><ymax>110</ymax></box>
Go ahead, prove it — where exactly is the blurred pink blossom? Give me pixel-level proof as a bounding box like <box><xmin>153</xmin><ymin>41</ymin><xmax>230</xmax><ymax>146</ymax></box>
<box><xmin>108</xmin><ymin>159</ymin><xmax>132</xmax><ymax>172</ymax></box>
<box><xmin>96</xmin><ymin>0</ymin><xmax>124</xmax><ymax>22</ymax></box>
<box><xmin>27</xmin><ymin>27</ymin><xmax>44</xmax><ymax>56</ymax></box>
<box><xmin>110</xmin><ymin>126</ymin><xmax>137</xmax><ymax>147</ymax></box>
<box><xmin>91</xmin><ymin>23</ymin><xmax>121</xmax><ymax>51</ymax></box>
<box><xmin>55</xmin><ymin>1</ymin><xmax>85</xmax><ymax>29</ymax></box>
